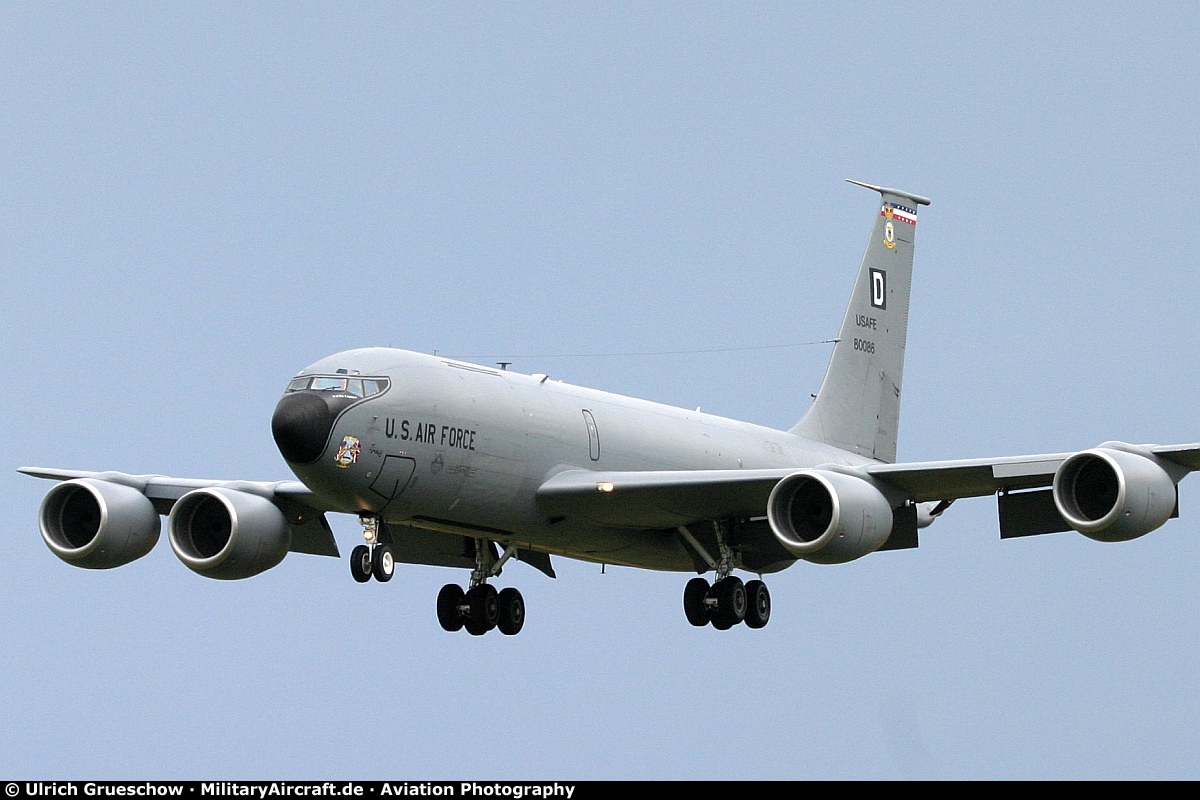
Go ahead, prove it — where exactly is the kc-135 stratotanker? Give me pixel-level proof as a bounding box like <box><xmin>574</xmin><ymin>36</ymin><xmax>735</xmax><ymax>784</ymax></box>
<box><xmin>23</xmin><ymin>180</ymin><xmax>1200</xmax><ymax>635</ymax></box>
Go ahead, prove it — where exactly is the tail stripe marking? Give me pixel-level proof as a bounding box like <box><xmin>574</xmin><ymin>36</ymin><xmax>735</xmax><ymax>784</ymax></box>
<box><xmin>882</xmin><ymin>203</ymin><xmax>918</xmax><ymax>225</ymax></box>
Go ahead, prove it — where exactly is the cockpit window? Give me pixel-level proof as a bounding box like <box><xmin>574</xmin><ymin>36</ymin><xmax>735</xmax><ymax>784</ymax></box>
<box><xmin>312</xmin><ymin>376</ymin><xmax>348</xmax><ymax>391</ymax></box>
<box><xmin>286</xmin><ymin>375</ymin><xmax>389</xmax><ymax>396</ymax></box>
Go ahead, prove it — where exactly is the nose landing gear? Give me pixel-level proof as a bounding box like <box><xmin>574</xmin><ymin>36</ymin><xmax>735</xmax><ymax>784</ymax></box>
<box><xmin>348</xmin><ymin>516</ymin><xmax>394</xmax><ymax>583</ymax></box>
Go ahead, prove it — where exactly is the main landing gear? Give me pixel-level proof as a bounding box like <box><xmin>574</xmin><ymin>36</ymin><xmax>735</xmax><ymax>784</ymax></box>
<box><xmin>683</xmin><ymin>575</ymin><xmax>771</xmax><ymax>629</ymax></box>
<box><xmin>437</xmin><ymin>539</ymin><xmax>525</xmax><ymax>636</ymax></box>
<box><xmin>679</xmin><ymin>520</ymin><xmax>771</xmax><ymax>630</ymax></box>
<box><xmin>348</xmin><ymin>518</ymin><xmax>526</xmax><ymax>635</ymax></box>
<box><xmin>349</xmin><ymin>516</ymin><xmax>395</xmax><ymax>583</ymax></box>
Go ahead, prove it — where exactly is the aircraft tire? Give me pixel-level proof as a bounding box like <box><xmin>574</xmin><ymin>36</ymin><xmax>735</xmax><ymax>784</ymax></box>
<box><xmin>464</xmin><ymin>584</ymin><xmax>499</xmax><ymax>635</ymax></box>
<box><xmin>350</xmin><ymin>545</ymin><xmax>372</xmax><ymax>583</ymax></box>
<box><xmin>744</xmin><ymin>580</ymin><xmax>771</xmax><ymax>629</ymax></box>
<box><xmin>713</xmin><ymin>576</ymin><xmax>747</xmax><ymax>628</ymax></box>
<box><xmin>683</xmin><ymin>577</ymin><xmax>711</xmax><ymax>626</ymax></box>
<box><xmin>372</xmin><ymin>545</ymin><xmax>395</xmax><ymax>583</ymax></box>
<box><xmin>437</xmin><ymin>583</ymin><xmax>465</xmax><ymax>632</ymax></box>
<box><xmin>496</xmin><ymin>587</ymin><xmax>525</xmax><ymax>635</ymax></box>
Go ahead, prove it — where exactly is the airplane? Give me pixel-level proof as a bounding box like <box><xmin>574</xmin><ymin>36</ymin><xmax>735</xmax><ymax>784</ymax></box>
<box><xmin>21</xmin><ymin>180</ymin><xmax>1200</xmax><ymax>636</ymax></box>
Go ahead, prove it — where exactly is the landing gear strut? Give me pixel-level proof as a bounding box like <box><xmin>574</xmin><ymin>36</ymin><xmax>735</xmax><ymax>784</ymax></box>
<box><xmin>679</xmin><ymin>521</ymin><xmax>771</xmax><ymax>630</ymax></box>
<box><xmin>437</xmin><ymin>539</ymin><xmax>526</xmax><ymax>636</ymax></box>
<box><xmin>348</xmin><ymin>515</ymin><xmax>394</xmax><ymax>583</ymax></box>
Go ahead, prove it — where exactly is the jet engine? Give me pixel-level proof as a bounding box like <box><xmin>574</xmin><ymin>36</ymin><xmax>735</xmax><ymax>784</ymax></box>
<box><xmin>38</xmin><ymin>478</ymin><xmax>161</xmax><ymax>569</ymax></box>
<box><xmin>1052</xmin><ymin>447</ymin><xmax>1177</xmax><ymax>542</ymax></box>
<box><xmin>766</xmin><ymin>469</ymin><xmax>893</xmax><ymax>564</ymax></box>
<box><xmin>168</xmin><ymin>488</ymin><xmax>291</xmax><ymax>580</ymax></box>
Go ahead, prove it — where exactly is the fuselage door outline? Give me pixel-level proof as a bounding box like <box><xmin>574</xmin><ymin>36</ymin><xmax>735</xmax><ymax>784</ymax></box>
<box><xmin>582</xmin><ymin>409</ymin><xmax>600</xmax><ymax>461</ymax></box>
<box><xmin>369</xmin><ymin>454</ymin><xmax>417</xmax><ymax>507</ymax></box>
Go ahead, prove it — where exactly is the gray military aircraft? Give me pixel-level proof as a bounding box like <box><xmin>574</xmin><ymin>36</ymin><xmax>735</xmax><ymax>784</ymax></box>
<box><xmin>21</xmin><ymin>180</ymin><xmax>1200</xmax><ymax>635</ymax></box>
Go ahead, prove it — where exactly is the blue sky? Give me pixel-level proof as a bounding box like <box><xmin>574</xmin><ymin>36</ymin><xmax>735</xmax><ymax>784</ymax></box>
<box><xmin>3</xmin><ymin>3</ymin><xmax>1200</xmax><ymax>779</ymax></box>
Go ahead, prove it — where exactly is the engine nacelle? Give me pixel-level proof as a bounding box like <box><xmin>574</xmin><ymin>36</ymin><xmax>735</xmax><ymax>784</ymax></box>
<box><xmin>1052</xmin><ymin>447</ymin><xmax>1177</xmax><ymax>543</ymax></box>
<box><xmin>767</xmin><ymin>469</ymin><xmax>894</xmax><ymax>564</ymax></box>
<box><xmin>168</xmin><ymin>488</ymin><xmax>291</xmax><ymax>580</ymax></box>
<box><xmin>38</xmin><ymin>479</ymin><xmax>160</xmax><ymax>569</ymax></box>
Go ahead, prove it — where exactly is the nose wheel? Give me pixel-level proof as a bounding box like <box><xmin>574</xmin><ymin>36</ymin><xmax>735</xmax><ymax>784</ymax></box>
<box><xmin>350</xmin><ymin>544</ymin><xmax>372</xmax><ymax>583</ymax></box>
<box><xmin>348</xmin><ymin>516</ymin><xmax>394</xmax><ymax>583</ymax></box>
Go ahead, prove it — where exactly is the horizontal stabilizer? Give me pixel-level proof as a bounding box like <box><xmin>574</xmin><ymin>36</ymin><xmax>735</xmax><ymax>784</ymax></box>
<box><xmin>844</xmin><ymin>179</ymin><xmax>931</xmax><ymax>207</ymax></box>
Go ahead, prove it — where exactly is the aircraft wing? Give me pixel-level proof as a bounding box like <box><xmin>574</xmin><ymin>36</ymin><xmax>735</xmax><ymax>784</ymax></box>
<box><xmin>864</xmin><ymin>454</ymin><xmax>1071</xmax><ymax>501</ymax></box>
<box><xmin>868</xmin><ymin>444</ymin><xmax>1200</xmax><ymax>500</ymax></box>
<box><xmin>1149</xmin><ymin>444</ymin><xmax>1200</xmax><ymax>471</ymax></box>
<box><xmin>535</xmin><ymin>443</ymin><xmax>1200</xmax><ymax>529</ymax></box>
<box><xmin>18</xmin><ymin>467</ymin><xmax>341</xmax><ymax>557</ymax></box>
<box><xmin>537</xmin><ymin>468</ymin><xmax>796</xmax><ymax>528</ymax></box>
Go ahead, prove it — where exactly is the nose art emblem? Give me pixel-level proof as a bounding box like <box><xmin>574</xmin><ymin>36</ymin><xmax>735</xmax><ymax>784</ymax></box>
<box><xmin>335</xmin><ymin>436</ymin><xmax>361</xmax><ymax>467</ymax></box>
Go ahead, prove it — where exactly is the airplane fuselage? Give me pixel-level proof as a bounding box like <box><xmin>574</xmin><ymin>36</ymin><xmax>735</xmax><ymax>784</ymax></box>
<box><xmin>30</xmin><ymin>182</ymin><xmax>1199</xmax><ymax>636</ymax></box>
<box><xmin>278</xmin><ymin>347</ymin><xmax>872</xmax><ymax>572</ymax></box>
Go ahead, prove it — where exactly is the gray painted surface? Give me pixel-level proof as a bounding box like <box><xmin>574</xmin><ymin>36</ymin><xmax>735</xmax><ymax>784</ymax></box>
<box><xmin>22</xmin><ymin>187</ymin><xmax>1200</xmax><ymax>581</ymax></box>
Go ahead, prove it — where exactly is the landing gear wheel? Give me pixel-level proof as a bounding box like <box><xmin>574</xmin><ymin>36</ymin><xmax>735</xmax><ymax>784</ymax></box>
<box><xmin>744</xmin><ymin>579</ymin><xmax>771</xmax><ymax>629</ymax></box>
<box><xmin>464</xmin><ymin>584</ymin><xmax>499</xmax><ymax>636</ymax></box>
<box><xmin>713</xmin><ymin>576</ymin><xmax>747</xmax><ymax>629</ymax></box>
<box><xmin>350</xmin><ymin>545</ymin><xmax>372</xmax><ymax>583</ymax></box>
<box><xmin>683</xmin><ymin>577</ymin><xmax>711</xmax><ymax>627</ymax></box>
<box><xmin>372</xmin><ymin>544</ymin><xmax>395</xmax><ymax>582</ymax></box>
<box><xmin>496</xmin><ymin>587</ymin><xmax>525</xmax><ymax>635</ymax></box>
<box><xmin>437</xmin><ymin>584</ymin><xmax>465</xmax><ymax>632</ymax></box>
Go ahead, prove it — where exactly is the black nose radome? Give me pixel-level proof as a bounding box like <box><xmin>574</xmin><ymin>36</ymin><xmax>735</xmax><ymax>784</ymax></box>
<box><xmin>272</xmin><ymin>392</ymin><xmax>335</xmax><ymax>464</ymax></box>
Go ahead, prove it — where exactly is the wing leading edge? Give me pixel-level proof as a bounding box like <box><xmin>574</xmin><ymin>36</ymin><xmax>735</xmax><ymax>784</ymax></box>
<box><xmin>534</xmin><ymin>443</ymin><xmax>1200</xmax><ymax>532</ymax></box>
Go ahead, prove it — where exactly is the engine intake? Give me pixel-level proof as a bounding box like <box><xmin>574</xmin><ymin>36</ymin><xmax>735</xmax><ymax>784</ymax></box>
<box><xmin>767</xmin><ymin>469</ymin><xmax>893</xmax><ymax>564</ymax></box>
<box><xmin>168</xmin><ymin>488</ymin><xmax>291</xmax><ymax>580</ymax></box>
<box><xmin>1053</xmin><ymin>447</ymin><xmax>1177</xmax><ymax>542</ymax></box>
<box><xmin>38</xmin><ymin>479</ymin><xmax>160</xmax><ymax>569</ymax></box>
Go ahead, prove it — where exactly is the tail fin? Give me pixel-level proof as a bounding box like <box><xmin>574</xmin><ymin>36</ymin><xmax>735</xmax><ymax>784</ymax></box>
<box><xmin>791</xmin><ymin>180</ymin><xmax>930</xmax><ymax>463</ymax></box>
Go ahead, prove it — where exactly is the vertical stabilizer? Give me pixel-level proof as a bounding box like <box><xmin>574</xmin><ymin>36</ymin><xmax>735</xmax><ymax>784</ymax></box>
<box><xmin>791</xmin><ymin>180</ymin><xmax>930</xmax><ymax>463</ymax></box>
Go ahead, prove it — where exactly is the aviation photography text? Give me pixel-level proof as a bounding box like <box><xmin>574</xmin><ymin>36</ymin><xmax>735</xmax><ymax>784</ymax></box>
<box><xmin>11</xmin><ymin>785</ymin><xmax>578</xmax><ymax>800</ymax></box>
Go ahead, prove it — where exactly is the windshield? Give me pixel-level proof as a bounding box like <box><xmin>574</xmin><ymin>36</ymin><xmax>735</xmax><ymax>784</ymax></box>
<box><xmin>286</xmin><ymin>375</ymin><xmax>389</xmax><ymax>398</ymax></box>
